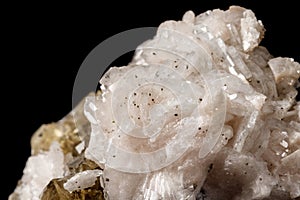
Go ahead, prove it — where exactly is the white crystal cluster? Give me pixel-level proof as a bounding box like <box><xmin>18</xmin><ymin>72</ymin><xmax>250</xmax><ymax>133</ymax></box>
<box><xmin>9</xmin><ymin>6</ymin><xmax>300</xmax><ymax>200</ymax></box>
<box><xmin>10</xmin><ymin>143</ymin><xmax>66</xmax><ymax>200</ymax></box>
<box><xmin>85</xmin><ymin>6</ymin><xmax>300</xmax><ymax>199</ymax></box>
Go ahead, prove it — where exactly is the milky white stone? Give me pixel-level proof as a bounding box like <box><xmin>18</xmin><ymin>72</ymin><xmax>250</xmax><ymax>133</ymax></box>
<box><xmin>9</xmin><ymin>143</ymin><xmax>66</xmax><ymax>200</ymax></box>
<box><xmin>83</xmin><ymin>6</ymin><xmax>300</xmax><ymax>199</ymax></box>
<box><xmin>63</xmin><ymin>169</ymin><xmax>103</xmax><ymax>192</ymax></box>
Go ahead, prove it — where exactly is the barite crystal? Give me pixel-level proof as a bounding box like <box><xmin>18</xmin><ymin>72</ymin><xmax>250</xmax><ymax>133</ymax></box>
<box><xmin>9</xmin><ymin>6</ymin><xmax>300</xmax><ymax>200</ymax></box>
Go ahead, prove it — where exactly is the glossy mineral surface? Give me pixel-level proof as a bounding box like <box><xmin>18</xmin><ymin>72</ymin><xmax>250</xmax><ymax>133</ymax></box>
<box><xmin>9</xmin><ymin>6</ymin><xmax>300</xmax><ymax>200</ymax></box>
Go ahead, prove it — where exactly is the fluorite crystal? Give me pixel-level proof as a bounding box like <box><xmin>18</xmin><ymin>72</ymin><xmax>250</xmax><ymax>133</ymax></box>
<box><xmin>9</xmin><ymin>6</ymin><xmax>300</xmax><ymax>200</ymax></box>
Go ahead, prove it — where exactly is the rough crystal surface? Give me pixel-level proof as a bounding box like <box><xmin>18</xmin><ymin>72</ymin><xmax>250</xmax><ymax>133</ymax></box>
<box><xmin>9</xmin><ymin>6</ymin><xmax>300</xmax><ymax>200</ymax></box>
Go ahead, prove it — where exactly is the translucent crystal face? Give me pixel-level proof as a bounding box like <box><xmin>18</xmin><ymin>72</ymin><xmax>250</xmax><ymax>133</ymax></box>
<box><xmin>85</xmin><ymin>37</ymin><xmax>229</xmax><ymax>173</ymax></box>
<box><xmin>89</xmin><ymin>75</ymin><xmax>206</xmax><ymax>172</ymax></box>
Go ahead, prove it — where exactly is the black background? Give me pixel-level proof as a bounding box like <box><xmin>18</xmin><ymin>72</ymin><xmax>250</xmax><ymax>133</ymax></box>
<box><xmin>3</xmin><ymin>1</ymin><xmax>299</xmax><ymax>199</ymax></box>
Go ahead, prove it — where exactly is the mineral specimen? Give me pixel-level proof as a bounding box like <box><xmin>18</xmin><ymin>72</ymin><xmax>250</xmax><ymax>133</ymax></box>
<box><xmin>9</xmin><ymin>6</ymin><xmax>300</xmax><ymax>200</ymax></box>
